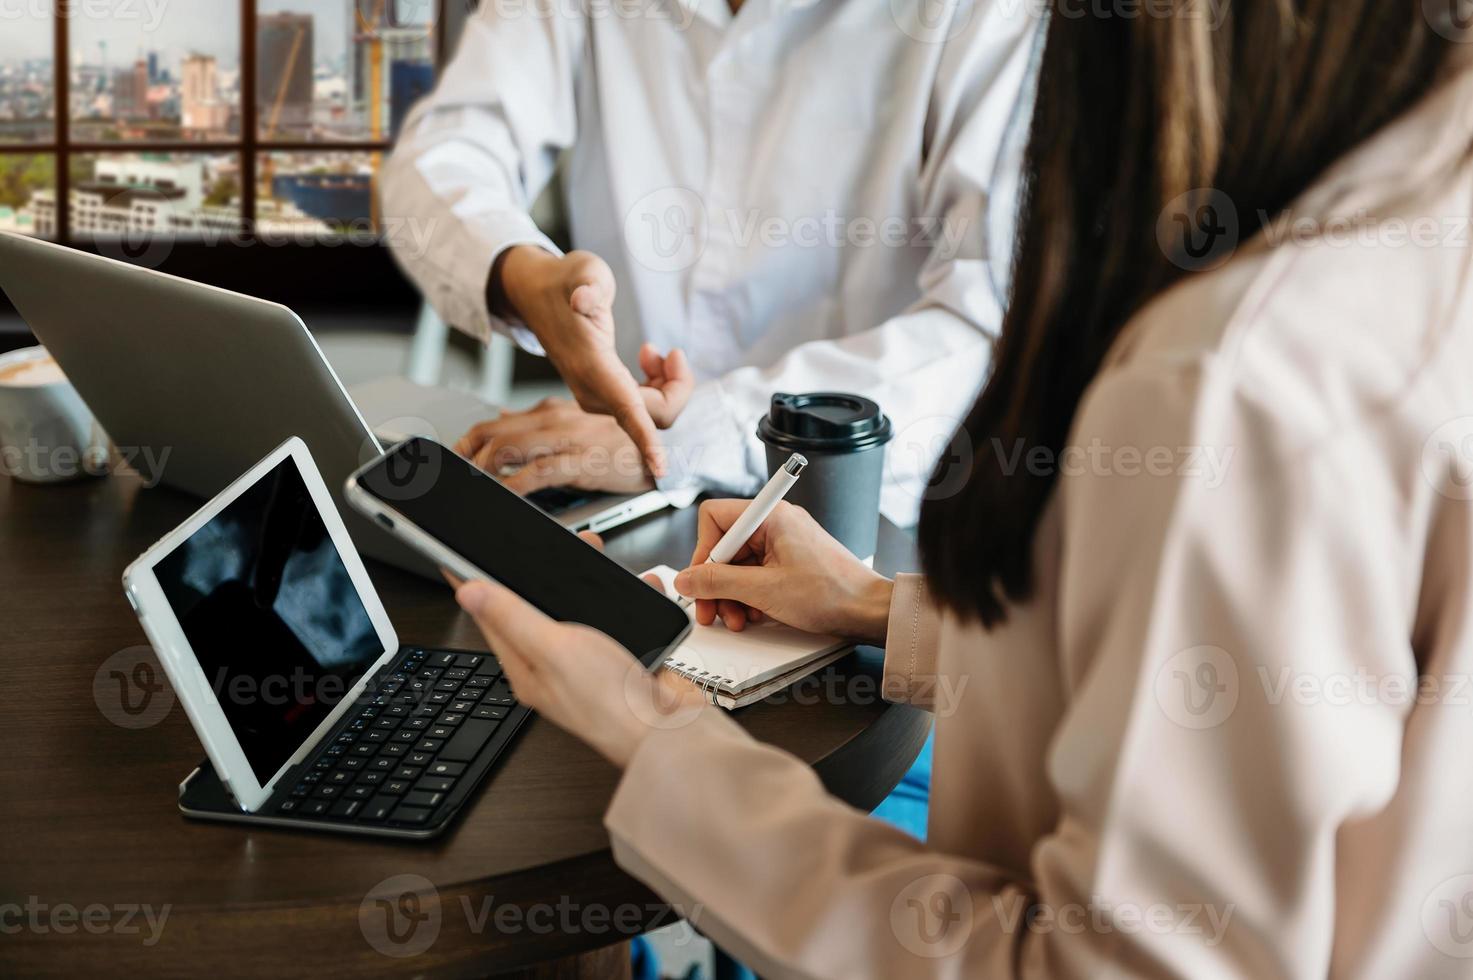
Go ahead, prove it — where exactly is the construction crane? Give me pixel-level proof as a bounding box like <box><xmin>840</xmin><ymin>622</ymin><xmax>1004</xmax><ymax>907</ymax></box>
<box><xmin>259</xmin><ymin>19</ymin><xmax>309</xmax><ymax>208</ymax></box>
<box><xmin>357</xmin><ymin>0</ymin><xmax>388</xmax><ymax>229</ymax></box>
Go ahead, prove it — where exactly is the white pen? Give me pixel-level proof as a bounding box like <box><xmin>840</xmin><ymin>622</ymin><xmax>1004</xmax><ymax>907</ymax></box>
<box><xmin>676</xmin><ymin>452</ymin><xmax>807</xmax><ymax>608</ymax></box>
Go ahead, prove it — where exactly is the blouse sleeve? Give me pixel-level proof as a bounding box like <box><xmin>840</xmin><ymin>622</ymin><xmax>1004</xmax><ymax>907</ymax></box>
<box><xmin>605</xmin><ymin>351</ymin><xmax>1418</xmax><ymax>978</ymax></box>
<box><xmin>882</xmin><ymin>573</ymin><xmax>945</xmax><ymax>710</ymax></box>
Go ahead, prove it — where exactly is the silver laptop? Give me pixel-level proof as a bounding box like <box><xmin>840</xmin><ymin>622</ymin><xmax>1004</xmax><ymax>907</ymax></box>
<box><xmin>0</xmin><ymin>232</ymin><xmax>670</xmax><ymax>576</ymax></box>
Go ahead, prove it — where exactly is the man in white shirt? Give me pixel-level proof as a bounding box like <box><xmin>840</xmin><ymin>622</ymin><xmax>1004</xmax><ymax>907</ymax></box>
<box><xmin>381</xmin><ymin>0</ymin><xmax>1037</xmax><ymax>524</ymax></box>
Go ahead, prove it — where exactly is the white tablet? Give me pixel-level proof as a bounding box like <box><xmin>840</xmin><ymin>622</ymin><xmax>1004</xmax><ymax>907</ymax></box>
<box><xmin>122</xmin><ymin>437</ymin><xmax>400</xmax><ymax>813</ymax></box>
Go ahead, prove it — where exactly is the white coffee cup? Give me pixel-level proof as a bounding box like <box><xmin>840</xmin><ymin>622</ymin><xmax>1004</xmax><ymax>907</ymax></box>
<box><xmin>0</xmin><ymin>345</ymin><xmax>110</xmax><ymax>484</ymax></box>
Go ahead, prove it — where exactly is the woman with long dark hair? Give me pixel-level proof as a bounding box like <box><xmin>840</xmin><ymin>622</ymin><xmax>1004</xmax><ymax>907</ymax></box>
<box><xmin>454</xmin><ymin>2</ymin><xmax>1473</xmax><ymax>974</ymax></box>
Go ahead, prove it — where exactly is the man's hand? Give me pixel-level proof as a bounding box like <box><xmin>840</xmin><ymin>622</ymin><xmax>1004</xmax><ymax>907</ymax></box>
<box><xmin>454</xmin><ymin>396</ymin><xmax>656</xmax><ymax>496</ymax></box>
<box><xmin>492</xmin><ymin>246</ymin><xmax>693</xmax><ymax>476</ymax></box>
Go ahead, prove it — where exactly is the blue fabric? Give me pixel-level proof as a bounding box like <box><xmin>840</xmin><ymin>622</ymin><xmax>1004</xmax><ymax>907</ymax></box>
<box><xmin>631</xmin><ymin>935</ymin><xmax>659</xmax><ymax>980</ymax></box>
<box><xmin>869</xmin><ymin>728</ymin><xmax>933</xmax><ymax>840</ymax></box>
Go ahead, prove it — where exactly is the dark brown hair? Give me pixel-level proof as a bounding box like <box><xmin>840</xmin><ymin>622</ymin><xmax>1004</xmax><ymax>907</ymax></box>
<box><xmin>918</xmin><ymin>0</ymin><xmax>1453</xmax><ymax>626</ymax></box>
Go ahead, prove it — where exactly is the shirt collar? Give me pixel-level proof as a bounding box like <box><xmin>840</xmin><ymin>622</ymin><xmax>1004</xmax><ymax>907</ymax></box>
<box><xmin>668</xmin><ymin>0</ymin><xmax>733</xmax><ymax>30</ymax></box>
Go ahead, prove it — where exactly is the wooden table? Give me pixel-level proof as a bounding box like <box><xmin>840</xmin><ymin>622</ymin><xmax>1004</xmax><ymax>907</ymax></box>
<box><xmin>0</xmin><ymin>472</ymin><xmax>929</xmax><ymax>977</ymax></box>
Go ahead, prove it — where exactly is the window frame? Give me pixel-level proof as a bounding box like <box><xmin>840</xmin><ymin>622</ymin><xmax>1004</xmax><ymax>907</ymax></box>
<box><xmin>12</xmin><ymin>0</ymin><xmax>447</xmax><ymax>244</ymax></box>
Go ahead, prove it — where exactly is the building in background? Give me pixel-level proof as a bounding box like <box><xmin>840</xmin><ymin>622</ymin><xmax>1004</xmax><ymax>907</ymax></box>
<box><xmin>0</xmin><ymin>56</ymin><xmax>52</xmax><ymax>141</ymax></box>
<box><xmin>0</xmin><ymin>4</ymin><xmax>433</xmax><ymax>239</ymax></box>
<box><xmin>181</xmin><ymin>54</ymin><xmax>232</xmax><ymax>137</ymax></box>
<box><xmin>111</xmin><ymin>59</ymin><xmax>149</xmax><ymax>120</ymax></box>
<box><xmin>258</xmin><ymin>13</ymin><xmax>314</xmax><ymax>137</ymax></box>
<box><xmin>30</xmin><ymin>155</ymin><xmax>328</xmax><ymax>239</ymax></box>
<box><xmin>348</xmin><ymin>0</ymin><xmax>433</xmax><ymax>140</ymax></box>
<box><xmin>389</xmin><ymin>60</ymin><xmax>434</xmax><ymax>140</ymax></box>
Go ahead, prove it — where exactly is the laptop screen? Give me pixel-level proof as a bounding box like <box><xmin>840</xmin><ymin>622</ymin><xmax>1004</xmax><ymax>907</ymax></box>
<box><xmin>153</xmin><ymin>457</ymin><xmax>385</xmax><ymax>785</ymax></box>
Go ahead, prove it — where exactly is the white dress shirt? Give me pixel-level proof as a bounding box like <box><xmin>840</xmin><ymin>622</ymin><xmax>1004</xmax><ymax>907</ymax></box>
<box><xmin>381</xmin><ymin>0</ymin><xmax>1038</xmax><ymax>521</ymax></box>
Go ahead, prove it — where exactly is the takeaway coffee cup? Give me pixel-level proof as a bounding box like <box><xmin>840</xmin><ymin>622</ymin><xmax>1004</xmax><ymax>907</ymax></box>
<box><xmin>756</xmin><ymin>392</ymin><xmax>893</xmax><ymax>560</ymax></box>
<box><xmin>0</xmin><ymin>346</ymin><xmax>109</xmax><ymax>484</ymax></box>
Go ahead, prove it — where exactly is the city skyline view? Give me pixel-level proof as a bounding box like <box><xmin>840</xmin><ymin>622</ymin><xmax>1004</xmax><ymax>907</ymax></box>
<box><xmin>0</xmin><ymin>1</ymin><xmax>438</xmax><ymax>241</ymax></box>
<box><xmin>0</xmin><ymin>1</ymin><xmax>430</xmax><ymax>63</ymax></box>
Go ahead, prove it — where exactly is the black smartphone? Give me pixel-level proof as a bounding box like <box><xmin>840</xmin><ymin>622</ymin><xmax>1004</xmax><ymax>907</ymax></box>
<box><xmin>346</xmin><ymin>437</ymin><xmax>691</xmax><ymax>668</ymax></box>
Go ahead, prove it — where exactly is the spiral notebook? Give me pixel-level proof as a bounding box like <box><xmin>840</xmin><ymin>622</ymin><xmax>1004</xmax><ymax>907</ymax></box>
<box><xmin>645</xmin><ymin>565</ymin><xmax>854</xmax><ymax>709</ymax></box>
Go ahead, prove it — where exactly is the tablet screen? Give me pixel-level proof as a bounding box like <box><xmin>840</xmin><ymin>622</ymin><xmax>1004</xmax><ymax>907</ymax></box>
<box><xmin>153</xmin><ymin>456</ymin><xmax>385</xmax><ymax>784</ymax></box>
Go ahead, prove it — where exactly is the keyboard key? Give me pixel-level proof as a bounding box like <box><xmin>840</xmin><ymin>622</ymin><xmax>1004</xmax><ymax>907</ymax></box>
<box><xmin>427</xmin><ymin>653</ymin><xmax>456</xmax><ymax>669</ymax></box>
<box><xmin>369</xmin><ymin>757</ymin><xmax>396</xmax><ymax>772</ymax></box>
<box><xmin>346</xmin><ymin>784</ymin><xmax>375</xmax><ymax>800</ymax></box>
<box><xmin>463</xmin><ymin>676</ymin><xmax>491</xmax><ymax>690</ymax></box>
<box><xmin>392</xmin><ymin>730</ymin><xmax>418</xmax><ymax>743</ymax></box>
<box><xmin>454</xmin><ymin>653</ymin><xmax>483</xmax><ymax>670</ymax></box>
<box><xmin>352</xmin><ymin>743</ymin><xmax>378</xmax><ymax>757</ymax></box>
<box><xmin>384</xmin><ymin>705</ymin><xmax>409</xmax><ymax>718</ymax></box>
<box><xmin>357</xmin><ymin>770</ymin><xmax>385</xmax><ymax>785</ymax></box>
<box><xmin>360</xmin><ymin>796</ymin><xmax>399</xmax><ymax>822</ymax></box>
<box><xmin>380</xmin><ymin>742</ymin><xmax>409</xmax><ymax>757</ymax></box>
<box><xmin>403</xmin><ymin>790</ymin><xmax>444</xmax><ymax>809</ymax></box>
<box><xmin>427</xmin><ymin>761</ymin><xmax>465</xmax><ymax>778</ymax></box>
<box><xmin>473</xmin><ymin>705</ymin><xmax>508</xmax><ymax>721</ymax></box>
<box><xmin>416</xmin><ymin>777</ymin><xmax>455</xmax><ymax>793</ymax></box>
<box><xmin>473</xmin><ymin>657</ymin><xmax>501</xmax><ymax>678</ymax></box>
<box><xmin>434</xmin><ymin>680</ymin><xmax>460</xmax><ymax>693</ymax></box>
<box><xmin>291</xmin><ymin>782</ymin><xmax>311</xmax><ymax>798</ymax></box>
<box><xmin>450</xmin><ymin>700</ymin><xmax>476</xmax><ymax>713</ymax></box>
<box><xmin>302</xmin><ymin>800</ymin><xmax>330</xmax><ymax>816</ymax></box>
<box><xmin>414</xmin><ymin>738</ymin><xmax>443</xmax><ymax>753</ymax></box>
<box><xmin>393</xmin><ymin>766</ymin><xmax>423</xmax><ymax>781</ymax></box>
<box><xmin>407</xmin><ymin>751</ymin><xmax>433</xmax><ymax>767</ymax></box>
<box><xmin>440</xmin><ymin>719</ymin><xmax>499</xmax><ymax>762</ymax></box>
<box><xmin>314</xmin><ymin>784</ymin><xmax>341</xmax><ymax>799</ymax></box>
<box><xmin>483</xmin><ymin>682</ymin><xmax>515</xmax><ymax>706</ymax></box>
<box><xmin>362</xmin><ymin>730</ymin><xmax>389</xmax><ymax>743</ymax></box>
<box><xmin>428</xmin><ymin>725</ymin><xmax>454</xmax><ymax>740</ymax></box>
<box><xmin>381</xmin><ymin>779</ymin><xmax>412</xmax><ymax>796</ymax></box>
<box><xmin>428</xmin><ymin>692</ymin><xmax>451</xmax><ymax>705</ymax></box>
<box><xmin>330</xmin><ymin>799</ymin><xmax>364</xmax><ymax>819</ymax></box>
<box><xmin>391</xmin><ymin>805</ymin><xmax>432</xmax><ymax>825</ymax></box>
<box><xmin>278</xmin><ymin>799</ymin><xmax>299</xmax><ymax>813</ymax></box>
<box><xmin>339</xmin><ymin>756</ymin><xmax>366</xmax><ymax>770</ymax></box>
<box><xmin>373</xmin><ymin>717</ymin><xmax>397</xmax><ymax>730</ymax></box>
<box><xmin>444</xmin><ymin>667</ymin><xmax>471</xmax><ymax>681</ymax></box>
<box><xmin>438</xmin><ymin>713</ymin><xmax>465</xmax><ymax>727</ymax></box>
<box><xmin>404</xmin><ymin>718</ymin><xmax>429</xmax><ymax>731</ymax></box>
<box><xmin>327</xmin><ymin>770</ymin><xmax>353</xmax><ymax>785</ymax></box>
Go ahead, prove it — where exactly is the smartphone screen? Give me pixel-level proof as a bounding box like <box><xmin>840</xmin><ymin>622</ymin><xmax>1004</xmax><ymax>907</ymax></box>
<box><xmin>353</xmin><ymin>438</ymin><xmax>690</xmax><ymax>666</ymax></box>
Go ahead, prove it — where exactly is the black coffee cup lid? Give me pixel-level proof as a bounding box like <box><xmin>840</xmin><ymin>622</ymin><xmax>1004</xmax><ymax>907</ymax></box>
<box><xmin>756</xmin><ymin>392</ymin><xmax>893</xmax><ymax>454</ymax></box>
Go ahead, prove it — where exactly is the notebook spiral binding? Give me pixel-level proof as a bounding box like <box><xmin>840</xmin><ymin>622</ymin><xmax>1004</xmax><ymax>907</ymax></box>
<box><xmin>663</xmin><ymin>659</ymin><xmax>732</xmax><ymax>705</ymax></box>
